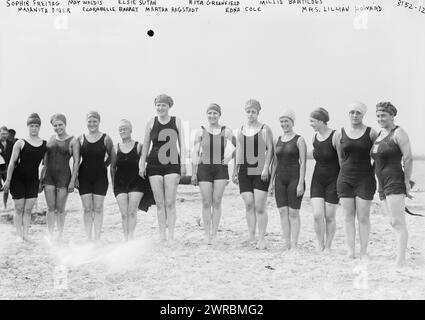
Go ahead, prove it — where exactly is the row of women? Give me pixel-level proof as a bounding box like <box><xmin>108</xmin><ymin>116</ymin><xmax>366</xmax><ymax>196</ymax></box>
<box><xmin>1</xmin><ymin>95</ymin><xmax>413</xmax><ymax>268</ymax></box>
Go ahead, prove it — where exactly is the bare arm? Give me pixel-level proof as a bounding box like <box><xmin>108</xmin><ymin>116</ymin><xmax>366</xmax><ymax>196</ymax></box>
<box><xmin>298</xmin><ymin>136</ymin><xmax>307</xmax><ymax>187</ymax></box>
<box><xmin>232</xmin><ymin>128</ymin><xmax>243</xmax><ymax>181</ymax></box>
<box><xmin>110</xmin><ymin>143</ymin><xmax>118</xmax><ymax>188</ymax></box>
<box><xmin>2</xmin><ymin>139</ymin><xmax>24</xmax><ymax>191</ymax></box>
<box><xmin>191</xmin><ymin>129</ymin><xmax>202</xmax><ymax>181</ymax></box>
<box><xmin>139</xmin><ymin>120</ymin><xmax>153</xmax><ymax>178</ymax></box>
<box><xmin>229</xmin><ymin>129</ymin><xmax>237</xmax><ymax>158</ymax></box>
<box><xmin>334</xmin><ymin>129</ymin><xmax>344</xmax><ymax>167</ymax></box>
<box><xmin>262</xmin><ymin>125</ymin><xmax>274</xmax><ymax>175</ymax></box>
<box><xmin>39</xmin><ymin>152</ymin><xmax>48</xmax><ymax>188</ymax></box>
<box><xmin>68</xmin><ymin>137</ymin><xmax>80</xmax><ymax>191</ymax></box>
<box><xmin>104</xmin><ymin>135</ymin><xmax>115</xmax><ymax>185</ymax></box>
<box><xmin>395</xmin><ymin>128</ymin><xmax>414</xmax><ymax>198</ymax></box>
<box><xmin>370</xmin><ymin>127</ymin><xmax>378</xmax><ymax>143</ymax></box>
<box><xmin>331</xmin><ymin>129</ymin><xmax>338</xmax><ymax>150</ymax></box>
<box><xmin>176</xmin><ymin>117</ymin><xmax>187</xmax><ymax>175</ymax></box>
<box><xmin>269</xmin><ymin>137</ymin><xmax>278</xmax><ymax>192</ymax></box>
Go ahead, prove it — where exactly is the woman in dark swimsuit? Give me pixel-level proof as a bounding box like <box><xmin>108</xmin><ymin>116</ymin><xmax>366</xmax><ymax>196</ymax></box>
<box><xmin>139</xmin><ymin>94</ymin><xmax>187</xmax><ymax>243</ymax></box>
<box><xmin>0</xmin><ymin>126</ymin><xmax>13</xmax><ymax>210</ymax></box>
<box><xmin>309</xmin><ymin>108</ymin><xmax>339</xmax><ymax>252</ymax></box>
<box><xmin>111</xmin><ymin>119</ymin><xmax>150</xmax><ymax>241</ymax></box>
<box><xmin>191</xmin><ymin>103</ymin><xmax>235</xmax><ymax>244</ymax></box>
<box><xmin>270</xmin><ymin>109</ymin><xmax>307</xmax><ymax>251</ymax></box>
<box><xmin>78</xmin><ymin>111</ymin><xmax>115</xmax><ymax>242</ymax></box>
<box><xmin>41</xmin><ymin>114</ymin><xmax>80</xmax><ymax>242</ymax></box>
<box><xmin>232</xmin><ymin>99</ymin><xmax>273</xmax><ymax>250</ymax></box>
<box><xmin>3</xmin><ymin>113</ymin><xmax>47</xmax><ymax>242</ymax></box>
<box><xmin>335</xmin><ymin>102</ymin><xmax>378</xmax><ymax>260</ymax></box>
<box><xmin>372</xmin><ymin>102</ymin><xmax>413</xmax><ymax>268</ymax></box>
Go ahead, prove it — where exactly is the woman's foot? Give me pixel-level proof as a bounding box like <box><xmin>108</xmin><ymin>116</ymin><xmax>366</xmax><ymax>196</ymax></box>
<box><xmin>241</xmin><ymin>238</ymin><xmax>256</xmax><ymax>246</ymax></box>
<box><xmin>15</xmin><ymin>236</ymin><xmax>24</xmax><ymax>243</ymax></box>
<box><xmin>396</xmin><ymin>257</ymin><xmax>406</xmax><ymax>269</ymax></box>
<box><xmin>323</xmin><ymin>247</ymin><xmax>333</xmax><ymax>255</ymax></box>
<box><xmin>196</xmin><ymin>217</ymin><xmax>202</xmax><ymax>227</ymax></box>
<box><xmin>346</xmin><ymin>250</ymin><xmax>355</xmax><ymax>259</ymax></box>
<box><xmin>317</xmin><ymin>243</ymin><xmax>325</xmax><ymax>252</ymax></box>
<box><xmin>256</xmin><ymin>239</ymin><xmax>267</xmax><ymax>250</ymax></box>
<box><xmin>360</xmin><ymin>253</ymin><xmax>371</xmax><ymax>262</ymax></box>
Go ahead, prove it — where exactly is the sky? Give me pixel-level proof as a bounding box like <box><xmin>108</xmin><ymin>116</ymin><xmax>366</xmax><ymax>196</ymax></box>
<box><xmin>1</xmin><ymin>0</ymin><xmax>424</xmax><ymax>155</ymax></box>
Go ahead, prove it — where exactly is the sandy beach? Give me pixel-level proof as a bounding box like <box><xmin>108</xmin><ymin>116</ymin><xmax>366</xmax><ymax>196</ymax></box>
<box><xmin>1</xmin><ymin>180</ymin><xmax>424</xmax><ymax>300</ymax></box>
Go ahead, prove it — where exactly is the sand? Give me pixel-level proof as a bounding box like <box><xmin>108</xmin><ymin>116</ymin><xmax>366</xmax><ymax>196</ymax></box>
<box><xmin>0</xmin><ymin>184</ymin><xmax>424</xmax><ymax>300</ymax></box>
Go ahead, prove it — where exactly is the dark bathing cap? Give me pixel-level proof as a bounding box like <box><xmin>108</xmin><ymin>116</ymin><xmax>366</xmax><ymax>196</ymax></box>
<box><xmin>154</xmin><ymin>94</ymin><xmax>174</xmax><ymax>107</ymax></box>
<box><xmin>50</xmin><ymin>113</ymin><xmax>67</xmax><ymax>125</ymax></box>
<box><xmin>27</xmin><ymin>113</ymin><xmax>41</xmax><ymax>126</ymax></box>
<box><xmin>310</xmin><ymin>107</ymin><xmax>330</xmax><ymax>123</ymax></box>
<box><xmin>376</xmin><ymin>101</ymin><xmax>397</xmax><ymax>116</ymax></box>
<box><xmin>86</xmin><ymin>111</ymin><xmax>101</xmax><ymax>121</ymax></box>
<box><xmin>207</xmin><ymin>103</ymin><xmax>221</xmax><ymax>115</ymax></box>
<box><xmin>245</xmin><ymin>99</ymin><xmax>261</xmax><ymax>112</ymax></box>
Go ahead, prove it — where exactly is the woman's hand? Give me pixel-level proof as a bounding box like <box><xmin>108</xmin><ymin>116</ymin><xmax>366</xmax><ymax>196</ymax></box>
<box><xmin>232</xmin><ymin>173</ymin><xmax>239</xmax><ymax>185</ymax></box>
<box><xmin>296</xmin><ymin>183</ymin><xmax>304</xmax><ymax>197</ymax></box>
<box><xmin>180</xmin><ymin>164</ymin><xmax>187</xmax><ymax>177</ymax></box>
<box><xmin>68</xmin><ymin>181</ymin><xmax>75</xmax><ymax>193</ymax></box>
<box><xmin>38</xmin><ymin>183</ymin><xmax>44</xmax><ymax>194</ymax></box>
<box><xmin>191</xmin><ymin>175</ymin><xmax>198</xmax><ymax>186</ymax></box>
<box><xmin>406</xmin><ymin>181</ymin><xmax>413</xmax><ymax>199</ymax></box>
<box><xmin>139</xmin><ymin>164</ymin><xmax>146</xmax><ymax>179</ymax></box>
<box><xmin>268</xmin><ymin>181</ymin><xmax>275</xmax><ymax>196</ymax></box>
<box><xmin>2</xmin><ymin>180</ymin><xmax>10</xmax><ymax>193</ymax></box>
<box><xmin>261</xmin><ymin>168</ymin><xmax>269</xmax><ymax>182</ymax></box>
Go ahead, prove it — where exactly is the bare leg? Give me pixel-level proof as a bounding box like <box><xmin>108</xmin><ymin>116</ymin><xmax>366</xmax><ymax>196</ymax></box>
<box><xmin>116</xmin><ymin>193</ymin><xmax>129</xmax><ymax>241</ymax></box>
<box><xmin>254</xmin><ymin>189</ymin><xmax>268</xmax><ymax>250</ymax></box>
<box><xmin>278</xmin><ymin>206</ymin><xmax>290</xmax><ymax>250</ymax></box>
<box><xmin>356</xmin><ymin>197</ymin><xmax>372</xmax><ymax>260</ymax></box>
<box><xmin>324</xmin><ymin>202</ymin><xmax>338</xmax><ymax>250</ymax></box>
<box><xmin>288</xmin><ymin>208</ymin><xmax>301</xmax><ymax>250</ymax></box>
<box><xmin>81</xmin><ymin>194</ymin><xmax>94</xmax><ymax>241</ymax></box>
<box><xmin>341</xmin><ymin>198</ymin><xmax>356</xmax><ymax>258</ymax></box>
<box><xmin>211</xmin><ymin>180</ymin><xmax>227</xmax><ymax>240</ymax></box>
<box><xmin>311</xmin><ymin>198</ymin><xmax>325</xmax><ymax>251</ymax></box>
<box><xmin>149</xmin><ymin>176</ymin><xmax>166</xmax><ymax>242</ymax></box>
<box><xmin>241</xmin><ymin>192</ymin><xmax>256</xmax><ymax>243</ymax></box>
<box><xmin>44</xmin><ymin>185</ymin><xmax>57</xmax><ymax>239</ymax></box>
<box><xmin>164</xmin><ymin>174</ymin><xmax>180</xmax><ymax>242</ymax></box>
<box><xmin>55</xmin><ymin>188</ymin><xmax>69</xmax><ymax>242</ymax></box>
<box><xmin>199</xmin><ymin>182</ymin><xmax>213</xmax><ymax>243</ymax></box>
<box><xmin>128</xmin><ymin>192</ymin><xmax>143</xmax><ymax>240</ymax></box>
<box><xmin>384</xmin><ymin>195</ymin><xmax>408</xmax><ymax>267</ymax></box>
<box><xmin>13</xmin><ymin>199</ymin><xmax>25</xmax><ymax>240</ymax></box>
<box><xmin>93</xmin><ymin>195</ymin><xmax>105</xmax><ymax>242</ymax></box>
<box><xmin>23</xmin><ymin>198</ymin><xmax>37</xmax><ymax>241</ymax></box>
